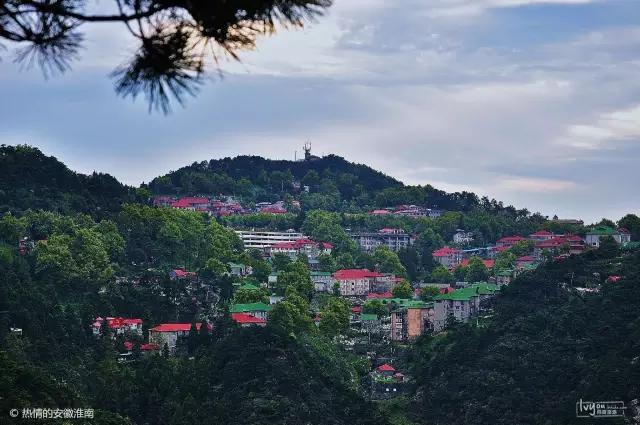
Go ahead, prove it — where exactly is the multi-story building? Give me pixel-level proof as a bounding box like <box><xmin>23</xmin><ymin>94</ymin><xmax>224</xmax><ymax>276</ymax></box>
<box><xmin>432</xmin><ymin>283</ymin><xmax>499</xmax><ymax>331</ymax></box>
<box><xmin>92</xmin><ymin>317</ymin><xmax>143</xmax><ymax>336</ymax></box>
<box><xmin>269</xmin><ymin>238</ymin><xmax>332</xmax><ymax>261</ymax></box>
<box><xmin>350</xmin><ymin>228</ymin><xmax>414</xmax><ymax>252</ymax></box>
<box><xmin>453</xmin><ymin>229</ymin><xmax>474</xmax><ymax>245</ymax></box>
<box><xmin>148</xmin><ymin>322</ymin><xmax>211</xmax><ymax>353</ymax></box>
<box><xmin>432</xmin><ymin>246</ymin><xmax>461</xmax><ymax>268</ymax></box>
<box><xmin>390</xmin><ymin>301</ymin><xmax>435</xmax><ymax>341</ymax></box>
<box><xmin>332</xmin><ymin>269</ymin><xmax>392</xmax><ymax>297</ymax></box>
<box><xmin>311</xmin><ymin>271</ymin><xmax>332</xmax><ymax>292</ymax></box>
<box><xmin>585</xmin><ymin>226</ymin><xmax>631</xmax><ymax>247</ymax></box>
<box><xmin>229</xmin><ymin>302</ymin><xmax>273</xmax><ymax>320</ymax></box>
<box><xmin>235</xmin><ymin>230</ymin><xmax>305</xmax><ymax>250</ymax></box>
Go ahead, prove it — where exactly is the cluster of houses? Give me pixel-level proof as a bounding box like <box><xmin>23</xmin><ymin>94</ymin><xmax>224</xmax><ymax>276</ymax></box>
<box><xmin>349</xmin><ymin>228</ymin><xmax>414</xmax><ymax>252</ymax></box>
<box><xmin>152</xmin><ymin>196</ymin><xmax>297</xmax><ymax>217</ymax></box>
<box><xmin>369</xmin><ymin>205</ymin><xmax>443</xmax><ymax>218</ymax></box>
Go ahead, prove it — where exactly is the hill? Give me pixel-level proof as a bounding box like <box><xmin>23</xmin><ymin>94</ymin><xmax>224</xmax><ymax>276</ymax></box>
<box><xmin>0</xmin><ymin>145</ymin><xmax>138</xmax><ymax>217</ymax></box>
<box><xmin>408</xmin><ymin>244</ymin><xmax>640</xmax><ymax>425</ymax></box>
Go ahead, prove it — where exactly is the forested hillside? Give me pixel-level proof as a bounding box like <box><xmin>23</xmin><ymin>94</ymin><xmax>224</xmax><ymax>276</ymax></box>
<box><xmin>0</xmin><ymin>145</ymin><xmax>140</xmax><ymax>217</ymax></box>
<box><xmin>409</xmin><ymin>243</ymin><xmax>640</xmax><ymax>425</ymax></box>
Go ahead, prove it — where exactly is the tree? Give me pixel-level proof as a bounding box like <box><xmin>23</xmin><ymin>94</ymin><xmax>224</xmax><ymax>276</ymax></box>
<box><xmin>397</xmin><ymin>247</ymin><xmax>420</xmax><ymax>282</ymax></box>
<box><xmin>420</xmin><ymin>286</ymin><xmax>441</xmax><ymax>301</ymax></box>
<box><xmin>317</xmin><ymin>253</ymin><xmax>337</xmax><ymax>273</ymax></box>
<box><xmin>269</xmin><ymin>288</ymin><xmax>314</xmax><ymax>335</ymax></box>
<box><xmin>373</xmin><ymin>246</ymin><xmax>406</xmax><ymax>277</ymax></box>
<box><xmin>0</xmin><ymin>0</ymin><xmax>333</xmax><ymax>112</ymax></box>
<box><xmin>431</xmin><ymin>266</ymin><xmax>454</xmax><ymax>284</ymax></box>
<box><xmin>493</xmin><ymin>252</ymin><xmax>516</xmax><ymax>273</ymax></box>
<box><xmin>392</xmin><ymin>280</ymin><xmax>413</xmax><ymax>299</ymax></box>
<box><xmin>597</xmin><ymin>235</ymin><xmax>619</xmax><ymax>258</ymax></box>
<box><xmin>271</xmin><ymin>252</ymin><xmax>292</xmax><ymax>272</ymax></box>
<box><xmin>465</xmin><ymin>256</ymin><xmax>489</xmax><ymax>282</ymax></box>
<box><xmin>277</xmin><ymin>261</ymin><xmax>313</xmax><ymax>300</ymax></box>
<box><xmin>318</xmin><ymin>297</ymin><xmax>349</xmax><ymax>338</ymax></box>
<box><xmin>233</xmin><ymin>287</ymin><xmax>269</xmax><ymax>304</ymax></box>
<box><xmin>618</xmin><ymin>214</ymin><xmax>640</xmax><ymax>241</ymax></box>
<box><xmin>509</xmin><ymin>240</ymin><xmax>535</xmax><ymax>257</ymax></box>
<box><xmin>362</xmin><ymin>299</ymin><xmax>388</xmax><ymax>316</ymax></box>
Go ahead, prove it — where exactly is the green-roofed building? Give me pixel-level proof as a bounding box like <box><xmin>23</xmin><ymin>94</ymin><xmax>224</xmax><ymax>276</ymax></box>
<box><xmin>432</xmin><ymin>283</ymin><xmax>500</xmax><ymax>332</ymax></box>
<box><xmin>230</xmin><ymin>302</ymin><xmax>272</xmax><ymax>320</ymax></box>
<box><xmin>310</xmin><ymin>271</ymin><xmax>332</xmax><ymax>292</ymax></box>
<box><xmin>360</xmin><ymin>313</ymin><xmax>379</xmax><ymax>322</ymax></box>
<box><xmin>585</xmin><ymin>226</ymin><xmax>631</xmax><ymax>247</ymax></box>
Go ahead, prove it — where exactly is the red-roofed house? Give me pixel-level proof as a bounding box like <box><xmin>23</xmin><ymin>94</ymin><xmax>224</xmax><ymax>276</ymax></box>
<box><xmin>516</xmin><ymin>255</ymin><xmax>536</xmax><ymax>268</ymax></box>
<box><xmin>333</xmin><ymin>269</ymin><xmax>391</xmax><ymax>296</ymax></box>
<box><xmin>496</xmin><ymin>236</ymin><xmax>527</xmax><ymax>248</ymax></box>
<box><xmin>232</xmin><ymin>313</ymin><xmax>267</xmax><ymax>327</ymax></box>
<box><xmin>92</xmin><ymin>317</ymin><xmax>143</xmax><ymax>336</ymax></box>
<box><xmin>123</xmin><ymin>341</ymin><xmax>159</xmax><ymax>353</ymax></box>
<box><xmin>534</xmin><ymin>235</ymin><xmax>584</xmax><ymax>258</ymax></box>
<box><xmin>370</xmin><ymin>209</ymin><xmax>391</xmax><ymax>215</ymax></box>
<box><xmin>432</xmin><ymin>247</ymin><xmax>461</xmax><ymax>268</ymax></box>
<box><xmin>169</xmin><ymin>268</ymin><xmax>197</xmax><ymax>280</ymax></box>
<box><xmin>170</xmin><ymin>197</ymin><xmax>210</xmax><ymax>211</ymax></box>
<box><xmin>367</xmin><ymin>291</ymin><xmax>393</xmax><ymax>300</ymax></box>
<box><xmin>529</xmin><ymin>230</ymin><xmax>555</xmax><ymax>242</ymax></box>
<box><xmin>376</xmin><ymin>363</ymin><xmax>396</xmax><ymax>376</ymax></box>
<box><xmin>460</xmin><ymin>258</ymin><xmax>495</xmax><ymax>269</ymax></box>
<box><xmin>606</xmin><ymin>275</ymin><xmax>622</xmax><ymax>283</ymax></box>
<box><xmin>148</xmin><ymin>322</ymin><xmax>211</xmax><ymax>353</ymax></box>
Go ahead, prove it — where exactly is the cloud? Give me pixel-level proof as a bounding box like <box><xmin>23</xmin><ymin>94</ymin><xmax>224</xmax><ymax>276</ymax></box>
<box><xmin>560</xmin><ymin>105</ymin><xmax>640</xmax><ymax>149</ymax></box>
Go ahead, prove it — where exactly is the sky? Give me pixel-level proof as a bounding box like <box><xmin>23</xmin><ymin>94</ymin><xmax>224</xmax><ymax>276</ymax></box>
<box><xmin>1</xmin><ymin>0</ymin><xmax>639</xmax><ymax>223</ymax></box>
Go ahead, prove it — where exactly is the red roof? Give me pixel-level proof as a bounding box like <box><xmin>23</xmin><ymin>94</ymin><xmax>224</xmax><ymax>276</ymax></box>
<box><xmin>93</xmin><ymin>317</ymin><xmax>142</xmax><ymax>329</ymax></box>
<box><xmin>172</xmin><ymin>268</ymin><xmax>196</xmax><ymax>278</ymax></box>
<box><xmin>460</xmin><ymin>259</ymin><xmax>494</xmax><ymax>268</ymax></box>
<box><xmin>606</xmin><ymin>275</ymin><xmax>622</xmax><ymax>282</ymax></box>
<box><xmin>517</xmin><ymin>255</ymin><xmax>535</xmax><ymax>262</ymax></box>
<box><xmin>376</xmin><ymin>364</ymin><xmax>396</xmax><ymax>372</ymax></box>
<box><xmin>530</xmin><ymin>230</ymin><xmax>553</xmax><ymax>236</ymax></box>
<box><xmin>367</xmin><ymin>292</ymin><xmax>393</xmax><ymax>299</ymax></box>
<box><xmin>370</xmin><ymin>209</ymin><xmax>391</xmax><ymax>215</ymax></box>
<box><xmin>440</xmin><ymin>287</ymin><xmax>455</xmax><ymax>294</ymax></box>
<box><xmin>232</xmin><ymin>313</ymin><xmax>266</xmax><ymax>324</ymax></box>
<box><xmin>432</xmin><ymin>247</ymin><xmax>459</xmax><ymax>257</ymax></box>
<box><xmin>150</xmin><ymin>323</ymin><xmax>210</xmax><ymax>332</ymax></box>
<box><xmin>497</xmin><ymin>236</ymin><xmax>527</xmax><ymax>244</ymax></box>
<box><xmin>333</xmin><ymin>269</ymin><xmax>385</xmax><ymax>279</ymax></box>
<box><xmin>351</xmin><ymin>306</ymin><xmax>362</xmax><ymax>314</ymax></box>
<box><xmin>124</xmin><ymin>341</ymin><xmax>159</xmax><ymax>351</ymax></box>
<box><xmin>261</xmin><ymin>206</ymin><xmax>287</xmax><ymax>214</ymax></box>
<box><xmin>492</xmin><ymin>246</ymin><xmax>509</xmax><ymax>252</ymax></box>
<box><xmin>171</xmin><ymin>197</ymin><xmax>209</xmax><ymax>208</ymax></box>
<box><xmin>618</xmin><ymin>227</ymin><xmax>630</xmax><ymax>234</ymax></box>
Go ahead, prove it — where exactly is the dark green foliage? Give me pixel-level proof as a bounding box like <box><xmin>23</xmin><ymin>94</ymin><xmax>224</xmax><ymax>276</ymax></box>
<box><xmin>409</xmin><ymin>249</ymin><xmax>640</xmax><ymax>425</ymax></box>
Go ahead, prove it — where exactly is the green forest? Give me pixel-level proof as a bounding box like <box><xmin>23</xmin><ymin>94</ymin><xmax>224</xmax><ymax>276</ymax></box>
<box><xmin>1</xmin><ymin>145</ymin><xmax>639</xmax><ymax>425</ymax></box>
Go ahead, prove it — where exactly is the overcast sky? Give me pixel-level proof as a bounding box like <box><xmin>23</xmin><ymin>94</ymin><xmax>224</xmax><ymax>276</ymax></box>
<box><xmin>1</xmin><ymin>0</ymin><xmax>639</xmax><ymax>223</ymax></box>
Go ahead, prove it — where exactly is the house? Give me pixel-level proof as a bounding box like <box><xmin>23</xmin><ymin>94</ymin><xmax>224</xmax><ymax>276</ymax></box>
<box><xmin>311</xmin><ymin>271</ymin><xmax>332</xmax><ymax>292</ymax></box>
<box><xmin>534</xmin><ymin>235</ymin><xmax>584</xmax><ymax>258</ymax></box>
<box><xmin>153</xmin><ymin>195</ymin><xmax>175</xmax><ymax>207</ymax></box>
<box><xmin>516</xmin><ymin>255</ymin><xmax>536</xmax><ymax>268</ymax></box>
<box><xmin>92</xmin><ymin>317</ymin><xmax>143</xmax><ymax>336</ymax></box>
<box><xmin>228</xmin><ymin>263</ymin><xmax>252</xmax><ymax>277</ymax></box>
<box><xmin>350</xmin><ymin>228</ymin><xmax>414</xmax><ymax>252</ymax></box>
<box><xmin>169</xmin><ymin>268</ymin><xmax>197</xmax><ymax>280</ymax></box>
<box><xmin>332</xmin><ymin>269</ymin><xmax>391</xmax><ymax>297</ymax></box>
<box><xmin>495</xmin><ymin>236</ymin><xmax>527</xmax><ymax>248</ymax></box>
<box><xmin>495</xmin><ymin>270</ymin><xmax>513</xmax><ymax>286</ymax></box>
<box><xmin>390</xmin><ymin>301</ymin><xmax>435</xmax><ymax>341</ymax></box>
<box><xmin>529</xmin><ymin>230</ymin><xmax>555</xmax><ymax>242</ymax></box>
<box><xmin>453</xmin><ymin>229</ymin><xmax>474</xmax><ymax>245</ymax></box>
<box><xmin>257</xmin><ymin>201</ymin><xmax>288</xmax><ymax>214</ymax></box>
<box><xmin>585</xmin><ymin>226</ymin><xmax>631</xmax><ymax>247</ymax></box>
<box><xmin>232</xmin><ymin>313</ymin><xmax>267</xmax><ymax>327</ymax></box>
<box><xmin>370</xmin><ymin>209</ymin><xmax>392</xmax><ymax>215</ymax></box>
<box><xmin>269</xmin><ymin>238</ymin><xmax>332</xmax><ymax>263</ymax></box>
<box><xmin>459</xmin><ymin>258</ymin><xmax>495</xmax><ymax>269</ymax></box>
<box><xmin>366</xmin><ymin>291</ymin><xmax>393</xmax><ymax>300</ymax></box>
<box><xmin>432</xmin><ymin>283</ymin><xmax>499</xmax><ymax>331</ymax></box>
<box><xmin>148</xmin><ymin>322</ymin><xmax>211</xmax><ymax>353</ymax></box>
<box><xmin>229</xmin><ymin>302</ymin><xmax>273</xmax><ymax>320</ymax></box>
<box><xmin>235</xmin><ymin>229</ymin><xmax>305</xmax><ymax>250</ymax></box>
<box><xmin>432</xmin><ymin>247</ymin><xmax>461</xmax><ymax>268</ymax></box>
<box><xmin>123</xmin><ymin>341</ymin><xmax>159</xmax><ymax>354</ymax></box>
<box><xmin>170</xmin><ymin>197</ymin><xmax>210</xmax><ymax>211</ymax></box>
<box><xmin>370</xmin><ymin>363</ymin><xmax>408</xmax><ymax>399</ymax></box>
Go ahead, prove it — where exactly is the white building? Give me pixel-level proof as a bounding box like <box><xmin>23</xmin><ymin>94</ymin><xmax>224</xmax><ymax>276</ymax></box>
<box><xmin>235</xmin><ymin>229</ymin><xmax>305</xmax><ymax>249</ymax></box>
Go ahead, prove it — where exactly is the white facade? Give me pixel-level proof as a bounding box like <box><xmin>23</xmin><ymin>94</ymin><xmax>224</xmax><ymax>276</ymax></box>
<box><xmin>235</xmin><ymin>230</ymin><xmax>305</xmax><ymax>249</ymax></box>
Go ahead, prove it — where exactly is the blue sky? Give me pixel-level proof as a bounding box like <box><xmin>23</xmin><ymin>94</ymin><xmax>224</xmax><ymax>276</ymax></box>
<box><xmin>1</xmin><ymin>0</ymin><xmax>639</xmax><ymax>223</ymax></box>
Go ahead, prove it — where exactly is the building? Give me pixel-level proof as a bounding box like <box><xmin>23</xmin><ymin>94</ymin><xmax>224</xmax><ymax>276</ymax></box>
<box><xmin>585</xmin><ymin>226</ymin><xmax>631</xmax><ymax>247</ymax></box>
<box><xmin>533</xmin><ymin>235</ymin><xmax>585</xmax><ymax>258</ymax></box>
<box><xmin>350</xmin><ymin>228</ymin><xmax>414</xmax><ymax>252</ymax></box>
<box><xmin>269</xmin><ymin>238</ymin><xmax>332</xmax><ymax>263</ymax></box>
<box><xmin>370</xmin><ymin>364</ymin><xmax>408</xmax><ymax>400</ymax></box>
<box><xmin>495</xmin><ymin>236</ymin><xmax>528</xmax><ymax>248</ymax></box>
<box><xmin>170</xmin><ymin>197</ymin><xmax>210</xmax><ymax>211</ymax></box>
<box><xmin>228</xmin><ymin>262</ymin><xmax>252</xmax><ymax>277</ymax></box>
<box><xmin>495</xmin><ymin>270</ymin><xmax>513</xmax><ymax>286</ymax></box>
<box><xmin>390</xmin><ymin>301</ymin><xmax>435</xmax><ymax>341</ymax></box>
<box><xmin>432</xmin><ymin>283</ymin><xmax>499</xmax><ymax>331</ymax></box>
<box><xmin>92</xmin><ymin>317</ymin><xmax>143</xmax><ymax>336</ymax></box>
<box><xmin>332</xmin><ymin>269</ymin><xmax>392</xmax><ymax>297</ymax></box>
<box><xmin>235</xmin><ymin>230</ymin><xmax>305</xmax><ymax>250</ymax></box>
<box><xmin>453</xmin><ymin>229</ymin><xmax>474</xmax><ymax>245</ymax></box>
<box><xmin>148</xmin><ymin>323</ymin><xmax>210</xmax><ymax>353</ymax></box>
<box><xmin>432</xmin><ymin>247</ymin><xmax>461</xmax><ymax>268</ymax></box>
<box><xmin>459</xmin><ymin>258</ymin><xmax>495</xmax><ymax>269</ymax></box>
<box><xmin>529</xmin><ymin>230</ymin><xmax>555</xmax><ymax>242</ymax></box>
<box><xmin>311</xmin><ymin>271</ymin><xmax>332</xmax><ymax>292</ymax></box>
<box><xmin>229</xmin><ymin>302</ymin><xmax>273</xmax><ymax>320</ymax></box>
<box><xmin>231</xmin><ymin>313</ymin><xmax>267</xmax><ymax>327</ymax></box>
<box><xmin>169</xmin><ymin>268</ymin><xmax>197</xmax><ymax>280</ymax></box>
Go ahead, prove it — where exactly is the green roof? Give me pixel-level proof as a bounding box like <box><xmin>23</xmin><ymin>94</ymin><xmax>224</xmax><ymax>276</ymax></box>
<box><xmin>586</xmin><ymin>226</ymin><xmax>618</xmax><ymax>236</ymax></box>
<box><xmin>310</xmin><ymin>271</ymin><xmax>331</xmax><ymax>276</ymax></box>
<box><xmin>230</xmin><ymin>302</ymin><xmax>272</xmax><ymax>313</ymax></box>
<box><xmin>360</xmin><ymin>313</ymin><xmax>379</xmax><ymax>321</ymax></box>
<box><xmin>228</xmin><ymin>262</ymin><xmax>245</xmax><ymax>268</ymax></box>
<box><xmin>496</xmin><ymin>269</ymin><xmax>513</xmax><ymax>277</ymax></box>
<box><xmin>434</xmin><ymin>283</ymin><xmax>499</xmax><ymax>301</ymax></box>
